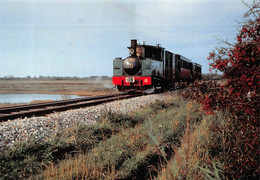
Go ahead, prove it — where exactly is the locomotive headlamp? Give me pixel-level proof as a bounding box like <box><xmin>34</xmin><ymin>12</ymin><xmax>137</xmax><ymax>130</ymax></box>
<box><xmin>129</xmin><ymin>48</ymin><xmax>134</xmax><ymax>55</ymax></box>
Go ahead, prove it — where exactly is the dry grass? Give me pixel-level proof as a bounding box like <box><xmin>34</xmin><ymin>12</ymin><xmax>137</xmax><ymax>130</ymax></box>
<box><xmin>157</xmin><ymin>105</ymin><xmax>224</xmax><ymax>180</ymax></box>
<box><xmin>37</xmin><ymin>98</ymin><xmax>203</xmax><ymax>180</ymax></box>
<box><xmin>0</xmin><ymin>103</ymin><xmax>27</xmax><ymax>108</ymax></box>
<box><xmin>1</xmin><ymin>108</ymin><xmax>146</xmax><ymax>180</ymax></box>
<box><xmin>2</xmin><ymin>93</ymin><xmax>225</xmax><ymax>179</ymax></box>
<box><xmin>0</xmin><ymin>79</ymin><xmax>117</xmax><ymax>107</ymax></box>
<box><xmin>0</xmin><ymin>100</ymin><xmax>55</xmax><ymax>108</ymax></box>
<box><xmin>0</xmin><ymin>79</ymin><xmax>116</xmax><ymax>96</ymax></box>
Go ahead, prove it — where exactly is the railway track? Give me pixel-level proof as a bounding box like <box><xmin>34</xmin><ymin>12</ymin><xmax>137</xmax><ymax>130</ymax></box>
<box><xmin>0</xmin><ymin>93</ymin><xmax>142</xmax><ymax>122</ymax></box>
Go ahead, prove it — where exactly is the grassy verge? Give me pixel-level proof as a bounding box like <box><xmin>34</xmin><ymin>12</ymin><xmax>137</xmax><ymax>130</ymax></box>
<box><xmin>157</xmin><ymin>110</ymin><xmax>225</xmax><ymax>179</ymax></box>
<box><xmin>0</xmin><ymin>99</ymin><xmax>168</xmax><ymax>179</ymax></box>
<box><xmin>1</xmin><ymin>94</ymin><xmax>225</xmax><ymax>179</ymax></box>
<box><xmin>37</xmin><ymin>98</ymin><xmax>203</xmax><ymax>179</ymax></box>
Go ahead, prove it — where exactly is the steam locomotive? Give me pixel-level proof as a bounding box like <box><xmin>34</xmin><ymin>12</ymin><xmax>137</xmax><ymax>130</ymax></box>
<box><xmin>112</xmin><ymin>39</ymin><xmax>202</xmax><ymax>92</ymax></box>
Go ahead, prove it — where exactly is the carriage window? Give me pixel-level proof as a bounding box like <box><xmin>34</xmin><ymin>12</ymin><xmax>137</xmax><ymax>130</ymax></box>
<box><xmin>188</xmin><ymin>62</ymin><xmax>192</xmax><ymax>69</ymax></box>
<box><xmin>183</xmin><ymin>61</ymin><xmax>187</xmax><ymax>68</ymax></box>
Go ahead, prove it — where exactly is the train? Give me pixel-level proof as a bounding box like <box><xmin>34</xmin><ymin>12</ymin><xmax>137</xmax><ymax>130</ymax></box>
<box><xmin>112</xmin><ymin>39</ymin><xmax>202</xmax><ymax>92</ymax></box>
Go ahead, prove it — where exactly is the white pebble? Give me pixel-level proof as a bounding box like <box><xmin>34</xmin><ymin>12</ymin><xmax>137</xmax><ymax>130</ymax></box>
<box><xmin>0</xmin><ymin>93</ymin><xmax>167</xmax><ymax>151</ymax></box>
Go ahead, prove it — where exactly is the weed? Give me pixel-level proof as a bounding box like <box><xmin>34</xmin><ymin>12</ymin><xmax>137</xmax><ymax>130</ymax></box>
<box><xmin>39</xmin><ymin>98</ymin><xmax>201</xmax><ymax>179</ymax></box>
<box><xmin>157</xmin><ymin>109</ymin><xmax>225</xmax><ymax>180</ymax></box>
<box><xmin>199</xmin><ymin>161</ymin><xmax>224</xmax><ymax>180</ymax></box>
<box><xmin>1</xmin><ymin>95</ymin><xmax>218</xmax><ymax>180</ymax></box>
<box><xmin>0</xmin><ymin>138</ymin><xmax>74</xmax><ymax>180</ymax></box>
<box><xmin>1</xmin><ymin>99</ymin><xmax>167</xmax><ymax>179</ymax></box>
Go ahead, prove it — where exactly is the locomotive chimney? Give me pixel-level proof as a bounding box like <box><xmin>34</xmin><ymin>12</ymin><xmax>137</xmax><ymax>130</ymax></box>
<box><xmin>131</xmin><ymin>39</ymin><xmax>137</xmax><ymax>49</ymax></box>
<box><xmin>130</xmin><ymin>39</ymin><xmax>137</xmax><ymax>56</ymax></box>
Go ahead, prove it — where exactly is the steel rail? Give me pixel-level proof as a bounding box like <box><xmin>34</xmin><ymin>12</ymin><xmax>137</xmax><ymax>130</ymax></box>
<box><xmin>0</xmin><ymin>93</ymin><xmax>126</xmax><ymax>113</ymax></box>
<box><xmin>0</xmin><ymin>93</ymin><xmax>140</xmax><ymax>122</ymax></box>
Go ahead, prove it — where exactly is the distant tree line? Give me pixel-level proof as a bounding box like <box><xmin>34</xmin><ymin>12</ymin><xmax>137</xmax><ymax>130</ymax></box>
<box><xmin>1</xmin><ymin>74</ymin><xmax>221</xmax><ymax>81</ymax></box>
<box><xmin>0</xmin><ymin>75</ymin><xmax>112</xmax><ymax>81</ymax></box>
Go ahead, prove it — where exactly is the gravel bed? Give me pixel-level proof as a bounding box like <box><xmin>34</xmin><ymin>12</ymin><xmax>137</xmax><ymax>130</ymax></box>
<box><xmin>0</xmin><ymin>93</ymin><xmax>167</xmax><ymax>151</ymax></box>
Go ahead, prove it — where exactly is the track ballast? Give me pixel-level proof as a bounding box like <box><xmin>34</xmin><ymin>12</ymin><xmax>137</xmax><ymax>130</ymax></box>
<box><xmin>0</xmin><ymin>93</ymin><xmax>142</xmax><ymax>121</ymax></box>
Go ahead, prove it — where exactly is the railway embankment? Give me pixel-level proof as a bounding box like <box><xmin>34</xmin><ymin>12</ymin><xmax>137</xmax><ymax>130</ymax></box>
<box><xmin>0</xmin><ymin>94</ymin><xmax>164</xmax><ymax>151</ymax></box>
<box><xmin>0</xmin><ymin>93</ymin><xmax>225</xmax><ymax>179</ymax></box>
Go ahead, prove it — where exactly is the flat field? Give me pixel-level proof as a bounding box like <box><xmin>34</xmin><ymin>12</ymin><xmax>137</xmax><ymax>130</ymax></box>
<box><xmin>0</xmin><ymin>79</ymin><xmax>116</xmax><ymax>96</ymax></box>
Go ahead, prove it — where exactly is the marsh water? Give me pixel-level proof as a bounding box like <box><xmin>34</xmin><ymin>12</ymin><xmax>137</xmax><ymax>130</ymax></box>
<box><xmin>0</xmin><ymin>94</ymin><xmax>81</xmax><ymax>104</ymax></box>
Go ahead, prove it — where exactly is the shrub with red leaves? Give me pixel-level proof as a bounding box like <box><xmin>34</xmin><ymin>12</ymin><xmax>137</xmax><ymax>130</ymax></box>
<box><xmin>183</xmin><ymin>2</ymin><xmax>260</xmax><ymax>179</ymax></box>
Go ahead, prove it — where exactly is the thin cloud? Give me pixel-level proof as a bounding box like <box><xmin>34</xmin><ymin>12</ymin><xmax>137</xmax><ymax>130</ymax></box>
<box><xmin>0</xmin><ymin>0</ymin><xmax>250</xmax><ymax>76</ymax></box>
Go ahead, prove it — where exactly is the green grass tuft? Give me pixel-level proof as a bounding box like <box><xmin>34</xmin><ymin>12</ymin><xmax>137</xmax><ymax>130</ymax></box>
<box><xmin>39</xmin><ymin>98</ymin><xmax>203</xmax><ymax>179</ymax></box>
<box><xmin>0</xmin><ymin>100</ymin><xmax>168</xmax><ymax>180</ymax></box>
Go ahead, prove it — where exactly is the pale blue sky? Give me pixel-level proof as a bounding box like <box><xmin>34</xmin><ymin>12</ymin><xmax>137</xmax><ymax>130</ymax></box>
<box><xmin>0</xmin><ymin>0</ymin><xmax>249</xmax><ymax>77</ymax></box>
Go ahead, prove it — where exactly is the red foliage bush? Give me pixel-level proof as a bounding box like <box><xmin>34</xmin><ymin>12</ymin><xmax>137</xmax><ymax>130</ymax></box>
<box><xmin>183</xmin><ymin>2</ymin><xmax>259</xmax><ymax>179</ymax></box>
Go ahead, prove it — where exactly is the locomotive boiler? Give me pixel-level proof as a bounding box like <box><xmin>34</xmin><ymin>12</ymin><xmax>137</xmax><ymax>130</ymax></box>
<box><xmin>112</xmin><ymin>39</ymin><xmax>202</xmax><ymax>92</ymax></box>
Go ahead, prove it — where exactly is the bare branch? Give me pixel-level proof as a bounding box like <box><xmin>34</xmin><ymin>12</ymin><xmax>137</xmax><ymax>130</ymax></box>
<box><xmin>242</xmin><ymin>0</ymin><xmax>260</xmax><ymax>19</ymax></box>
<box><xmin>212</xmin><ymin>35</ymin><xmax>234</xmax><ymax>48</ymax></box>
